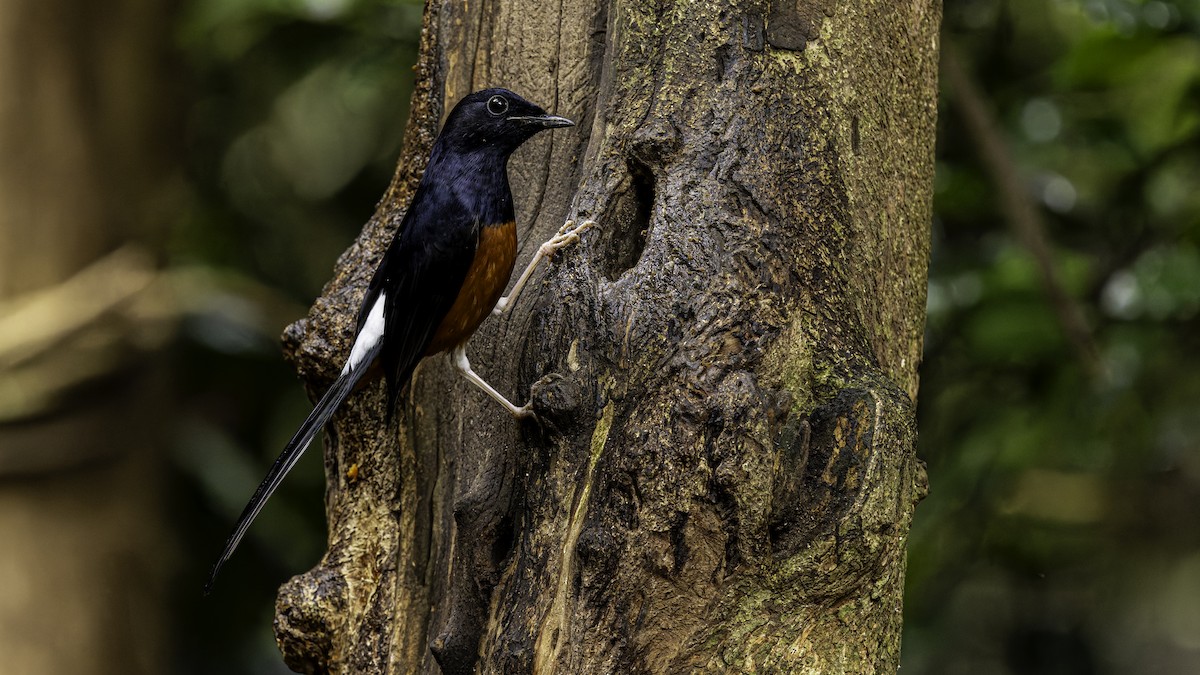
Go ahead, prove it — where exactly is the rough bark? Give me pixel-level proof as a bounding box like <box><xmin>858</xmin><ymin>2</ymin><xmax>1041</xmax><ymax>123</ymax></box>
<box><xmin>274</xmin><ymin>0</ymin><xmax>939</xmax><ymax>673</ymax></box>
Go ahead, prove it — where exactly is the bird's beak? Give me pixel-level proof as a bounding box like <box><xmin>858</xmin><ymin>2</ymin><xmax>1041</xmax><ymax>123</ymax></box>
<box><xmin>511</xmin><ymin>114</ymin><xmax>575</xmax><ymax>129</ymax></box>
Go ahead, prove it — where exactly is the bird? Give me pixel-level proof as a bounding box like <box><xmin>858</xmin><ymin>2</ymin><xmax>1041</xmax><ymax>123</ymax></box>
<box><xmin>205</xmin><ymin>88</ymin><xmax>591</xmax><ymax>592</ymax></box>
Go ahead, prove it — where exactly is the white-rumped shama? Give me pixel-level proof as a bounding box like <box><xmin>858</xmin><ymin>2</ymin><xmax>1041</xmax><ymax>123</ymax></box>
<box><xmin>206</xmin><ymin>88</ymin><xmax>590</xmax><ymax>591</ymax></box>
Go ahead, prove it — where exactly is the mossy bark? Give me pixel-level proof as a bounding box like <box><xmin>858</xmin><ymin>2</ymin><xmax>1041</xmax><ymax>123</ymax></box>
<box><xmin>274</xmin><ymin>0</ymin><xmax>940</xmax><ymax>673</ymax></box>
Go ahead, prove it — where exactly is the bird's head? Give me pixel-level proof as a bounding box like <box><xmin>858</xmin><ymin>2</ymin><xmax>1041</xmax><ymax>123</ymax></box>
<box><xmin>437</xmin><ymin>88</ymin><xmax>574</xmax><ymax>156</ymax></box>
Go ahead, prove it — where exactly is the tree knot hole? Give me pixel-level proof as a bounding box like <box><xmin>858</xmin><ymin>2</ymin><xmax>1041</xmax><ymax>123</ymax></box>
<box><xmin>598</xmin><ymin>158</ymin><xmax>654</xmax><ymax>281</ymax></box>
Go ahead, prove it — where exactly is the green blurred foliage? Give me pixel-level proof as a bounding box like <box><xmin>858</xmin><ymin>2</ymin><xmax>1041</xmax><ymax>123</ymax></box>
<box><xmin>166</xmin><ymin>0</ymin><xmax>1200</xmax><ymax>672</ymax></box>
<box><xmin>166</xmin><ymin>1</ymin><xmax>421</xmax><ymax>672</ymax></box>
<box><xmin>908</xmin><ymin>1</ymin><xmax>1200</xmax><ymax>673</ymax></box>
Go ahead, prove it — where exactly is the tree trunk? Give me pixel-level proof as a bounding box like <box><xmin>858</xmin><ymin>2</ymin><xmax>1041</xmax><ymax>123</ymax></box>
<box><xmin>274</xmin><ymin>0</ymin><xmax>939</xmax><ymax>673</ymax></box>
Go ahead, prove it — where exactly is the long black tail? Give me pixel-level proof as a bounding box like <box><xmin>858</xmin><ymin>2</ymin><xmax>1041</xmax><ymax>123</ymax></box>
<box><xmin>204</xmin><ymin>349</ymin><xmax>379</xmax><ymax>593</ymax></box>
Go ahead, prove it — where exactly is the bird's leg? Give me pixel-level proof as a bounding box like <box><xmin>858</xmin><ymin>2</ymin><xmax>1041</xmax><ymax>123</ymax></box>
<box><xmin>472</xmin><ymin>219</ymin><xmax>594</xmax><ymax>418</ymax></box>
<box><xmin>492</xmin><ymin>219</ymin><xmax>596</xmax><ymax>315</ymax></box>
<box><xmin>451</xmin><ymin>345</ymin><xmax>533</xmax><ymax>418</ymax></box>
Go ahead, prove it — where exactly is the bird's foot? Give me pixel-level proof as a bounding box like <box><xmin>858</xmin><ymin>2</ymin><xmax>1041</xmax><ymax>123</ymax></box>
<box><xmin>491</xmin><ymin>219</ymin><xmax>597</xmax><ymax>317</ymax></box>
<box><xmin>539</xmin><ymin>219</ymin><xmax>596</xmax><ymax>258</ymax></box>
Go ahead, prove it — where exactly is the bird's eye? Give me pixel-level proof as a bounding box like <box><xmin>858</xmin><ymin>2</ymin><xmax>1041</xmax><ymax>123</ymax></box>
<box><xmin>486</xmin><ymin>95</ymin><xmax>509</xmax><ymax>116</ymax></box>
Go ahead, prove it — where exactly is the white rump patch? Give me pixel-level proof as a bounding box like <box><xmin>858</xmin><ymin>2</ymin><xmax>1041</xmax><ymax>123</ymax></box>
<box><xmin>343</xmin><ymin>292</ymin><xmax>386</xmax><ymax>374</ymax></box>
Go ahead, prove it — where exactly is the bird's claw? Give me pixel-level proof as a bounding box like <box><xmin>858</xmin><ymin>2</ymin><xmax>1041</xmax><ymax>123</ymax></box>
<box><xmin>540</xmin><ymin>219</ymin><xmax>596</xmax><ymax>258</ymax></box>
<box><xmin>493</xmin><ymin>220</ymin><xmax>597</xmax><ymax>317</ymax></box>
<box><xmin>560</xmin><ymin>218</ymin><xmax>597</xmax><ymax>238</ymax></box>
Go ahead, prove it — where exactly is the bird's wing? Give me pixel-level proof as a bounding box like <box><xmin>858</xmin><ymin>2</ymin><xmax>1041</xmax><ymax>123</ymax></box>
<box><xmin>368</xmin><ymin>185</ymin><xmax>480</xmax><ymax>409</ymax></box>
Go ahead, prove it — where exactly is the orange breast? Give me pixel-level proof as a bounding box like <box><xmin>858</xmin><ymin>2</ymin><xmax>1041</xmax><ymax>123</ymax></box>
<box><xmin>425</xmin><ymin>220</ymin><xmax>518</xmax><ymax>355</ymax></box>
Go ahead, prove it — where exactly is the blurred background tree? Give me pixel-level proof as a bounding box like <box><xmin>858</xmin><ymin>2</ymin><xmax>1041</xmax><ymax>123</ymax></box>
<box><xmin>0</xmin><ymin>0</ymin><xmax>179</xmax><ymax>673</ymax></box>
<box><xmin>2</xmin><ymin>0</ymin><xmax>1197</xmax><ymax>673</ymax></box>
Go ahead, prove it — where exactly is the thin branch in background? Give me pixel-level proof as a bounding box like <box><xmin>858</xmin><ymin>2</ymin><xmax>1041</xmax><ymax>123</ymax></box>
<box><xmin>941</xmin><ymin>44</ymin><xmax>1107</xmax><ymax>381</ymax></box>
